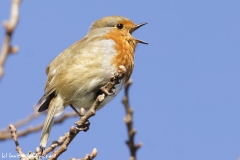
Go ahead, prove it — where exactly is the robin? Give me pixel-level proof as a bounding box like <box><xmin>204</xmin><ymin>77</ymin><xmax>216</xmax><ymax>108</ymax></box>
<box><xmin>37</xmin><ymin>15</ymin><xmax>147</xmax><ymax>150</ymax></box>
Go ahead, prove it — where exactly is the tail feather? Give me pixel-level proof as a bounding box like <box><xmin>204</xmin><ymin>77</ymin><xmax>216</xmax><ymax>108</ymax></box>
<box><xmin>38</xmin><ymin>92</ymin><xmax>55</xmax><ymax>112</ymax></box>
<box><xmin>40</xmin><ymin>97</ymin><xmax>57</xmax><ymax>149</ymax></box>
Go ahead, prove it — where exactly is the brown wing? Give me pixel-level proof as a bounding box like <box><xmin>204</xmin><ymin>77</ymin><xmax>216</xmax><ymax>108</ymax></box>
<box><xmin>38</xmin><ymin>37</ymin><xmax>88</xmax><ymax>112</ymax></box>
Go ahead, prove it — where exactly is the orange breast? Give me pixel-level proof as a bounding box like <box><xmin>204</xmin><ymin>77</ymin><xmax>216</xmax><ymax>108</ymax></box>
<box><xmin>104</xmin><ymin>29</ymin><xmax>137</xmax><ymax>82</ymax></box>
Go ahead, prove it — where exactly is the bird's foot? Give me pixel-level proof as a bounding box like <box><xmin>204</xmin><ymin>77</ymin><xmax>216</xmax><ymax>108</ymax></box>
<box><xmin>100</xmin><ymin>85</ymin><xmax>116</xmax><ymax>96</ymax></box>
<box><xmin>74</xmin><ymin>119</ymin><xmax>90</xmax><ymax>132</ymax></box>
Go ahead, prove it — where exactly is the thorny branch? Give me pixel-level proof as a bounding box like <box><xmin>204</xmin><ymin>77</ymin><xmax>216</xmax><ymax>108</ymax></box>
<box><xmin>0</xmin><ymin>0</ymin><xmax>21</xmax><ymax>79</ymax></box>
<box><xmin>122</xmin><ymin>80</ymin><xmax>142</xmax><ymax>160</ymax></box>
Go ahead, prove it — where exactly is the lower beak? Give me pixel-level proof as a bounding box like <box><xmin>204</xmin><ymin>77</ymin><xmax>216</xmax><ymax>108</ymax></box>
<box><xmin>130</xmin><ymin>22</ymin><xmax>148</xmax><ymax>44</ymax></box>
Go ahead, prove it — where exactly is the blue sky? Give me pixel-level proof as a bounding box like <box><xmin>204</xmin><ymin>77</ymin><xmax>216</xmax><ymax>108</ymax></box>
<box><xmin>0</xmin><ymin>0</ymin><xmax>240</xmax><ymax>160</ymax></box>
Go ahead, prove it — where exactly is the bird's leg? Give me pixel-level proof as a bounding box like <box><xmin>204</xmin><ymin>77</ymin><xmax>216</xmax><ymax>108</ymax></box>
<box><xmin>74</xmin><ymin>66</ymin><xmax>127</xmax><ymax>132</ymax></box>
<box><xmin>70</xmin><ymin>104</ymin><xmax>81</xmax><ymax>117</ymax></box>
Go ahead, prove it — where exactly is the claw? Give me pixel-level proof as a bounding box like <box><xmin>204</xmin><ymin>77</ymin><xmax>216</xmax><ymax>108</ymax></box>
<box><xmin>100</xmin><ymin>86</ymin><xmax>115</xmax><ymax>96</ymax></box>
<box><xmin>111</xmin><ymin>87</ymin><xmax>116</xmax><ymax>95</ymax></box>
<box><xmin>75</xmin><ymin>120</ymin><xmax>90</xmax><ymax>131</ymax></box>
<box><xmin>109</xmin><ymin>76</ymin><xmax>115</xmax><ymax>81</ymax></box>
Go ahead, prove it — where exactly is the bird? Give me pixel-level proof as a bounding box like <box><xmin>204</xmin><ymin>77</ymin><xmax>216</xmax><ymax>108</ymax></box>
<box><xmin>37</xmin><ymin>15</ymin><xmax>147</xmax><ymax>150</ymax></box>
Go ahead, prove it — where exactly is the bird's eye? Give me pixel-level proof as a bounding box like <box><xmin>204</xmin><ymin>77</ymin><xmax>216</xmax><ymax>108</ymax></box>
<box><xmin>117</xmin><ymin>23</ymin><xmax>124</xmax><ymax>29</ymax></box>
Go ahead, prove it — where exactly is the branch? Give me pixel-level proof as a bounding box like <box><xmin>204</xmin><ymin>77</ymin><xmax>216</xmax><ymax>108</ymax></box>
<box><xmin>10</xmin><ymin>125</ymin><xmax>40</xmax><ymax>160</ymax></box>
<box><xmin>9</xmin><ymin>124</ymin><xmax>24</xmax><ymax>155</ymax></box>
<box><xmin>122</xmin><ymin>80</ymin><xmax>142</xmax><ymax>160</ymax></box>
<box><xmin>38</xmin><ymin>134</ymin><xmax>68</xmax><ymax>157</ymax></box>
<box><xmin>46</xmin><ymin>65</ymin><xmax>127</xmax><ymax>160</ymax></box>
<box><xmin>0</xmin><ymin>106</ymin><xmax>41</xmax><ymax>134</ymax></box>
<box><xmin>8</xmin><ymin>66</ymin><xmax>126</xmax><ymax>159</ymax></box>
<box><xmin>0</xmin><ymin>0</ymin><xmax>21</xmax><ymax>79</ymax></box>
<box><xmin>70</xmin><ymin>148</ymin><xmax>97</xmax><ymax>160</ymax></box>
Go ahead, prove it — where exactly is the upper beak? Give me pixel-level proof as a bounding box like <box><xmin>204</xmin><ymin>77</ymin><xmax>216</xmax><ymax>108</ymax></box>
<box><xmin>129</xmin><ymin>22</ymin><xmax>148</xmax><ymax>44</ymax></box>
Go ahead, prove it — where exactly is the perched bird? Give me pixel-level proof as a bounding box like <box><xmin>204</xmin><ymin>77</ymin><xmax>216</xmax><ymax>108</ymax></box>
<box><xmin>38</xmin><ymin>15</ymin><xmax>147</xmax><ymax>150</ymax></box>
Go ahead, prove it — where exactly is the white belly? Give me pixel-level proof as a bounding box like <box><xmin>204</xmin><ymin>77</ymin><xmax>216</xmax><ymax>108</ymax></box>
<box><xmin>70</xmin><ymin>79</ymin><xmax>125</xmax><ymax>110</ymax></box>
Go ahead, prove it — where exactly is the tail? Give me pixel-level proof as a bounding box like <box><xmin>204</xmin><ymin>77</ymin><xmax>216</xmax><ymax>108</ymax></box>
<box><xmin>40</xmin><ymin>97</ymin><xmax>57</xmax><ymax>149</ymax></box>
<box><xmin>38</xmin><ymin>92</ymin><xmax>55</xmax><ymax>112</ymax></box>
<box><xmin>39</xmin><ymin>96</ymin><xmax>64</xmax><ymax>149</ymax></box>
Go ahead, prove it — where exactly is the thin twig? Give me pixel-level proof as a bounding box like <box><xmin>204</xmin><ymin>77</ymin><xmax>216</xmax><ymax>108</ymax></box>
<box><xmin>10</xmin><ymin>125</ymin><xmax>40</xmax><ymax>160</ymax></box>
<box><xmin>80</xmin><ymin>148</ymin><xmax>97</xmax><ymax>160</ymax></box>
<box><xmin>47</xmin><ymin>65</ymin><xmax>127</xmax><ymax>160</ymax></box>
<box><xmin>69</xmin><ymin>148</ymin><xmax>97</xmax><ymax>160</ymax></box>
<box><xmin>0</xmin><ymin>0</ymin><xmax>21</xmax><ymax>79</ymax></box>
<box><xmin>0</xmin><ymin>106</ymin><xmax>41</xmax><ymax>134</ymax></box>
<box><xmin>40</xmin><ymin>134</ymin><xmax>68</xmax><ymax>156</ymax></box>
<box><xmin>9</xmin><ymin>125</ymin><xmax>24</xmax><ymax>155</ymax></box>
<box><xmin>1</xmin><ymin>112</ymin><xmax>77</xmax><ymax>140</ymax></box>
<box><xmin>122</xmin><ymin>80</ymin><xmax>142</xmax><ymax>160</ymax></box>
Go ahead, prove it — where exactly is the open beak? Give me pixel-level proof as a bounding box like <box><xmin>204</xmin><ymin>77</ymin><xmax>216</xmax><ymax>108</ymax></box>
<box><xmin>130</xmin><ymin>22</ymin><xmax>148</xmax><ymax>44</ymax></box>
